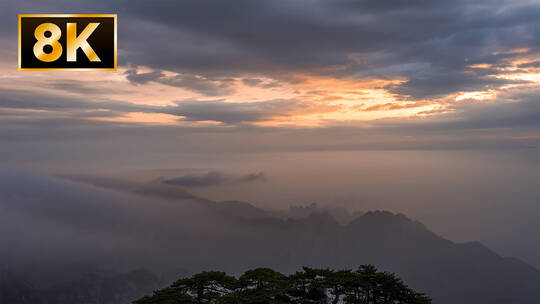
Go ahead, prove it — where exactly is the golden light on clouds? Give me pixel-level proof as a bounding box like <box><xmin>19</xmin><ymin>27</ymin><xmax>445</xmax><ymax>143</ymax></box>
<box><xmin>93</xmin><ymin>112</ymin><xmax>181</xmax><ymax>125</ymax></box>
<box><xmin>4</xmin><ymin>45</ymin><xmax>539</xmax><ymax>127</ymax></box>
<box><xmin>498</xmin><ymin>73</ymin><xmax>540</xmax><ymax>83</ymax></box>
<box><xmin>455</xmin><ymin>91</ymin><xmax>496</xmax><ymax>102</ymax></box>
<box><xmin>491</xmin><ymin>48</ymin><xmax>531</xmax><ymax>56</ymax></box>
<box><xmin>468</xmin><ymin>63</ymin><xmax>492</xmax><ymax>69</ymax></box>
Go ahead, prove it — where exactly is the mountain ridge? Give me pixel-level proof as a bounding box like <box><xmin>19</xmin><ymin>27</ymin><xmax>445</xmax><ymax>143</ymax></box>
<box><xmin>2</xmin><ymin>172</ymin><xmax>539</xmax><ymax>304</ymax></box>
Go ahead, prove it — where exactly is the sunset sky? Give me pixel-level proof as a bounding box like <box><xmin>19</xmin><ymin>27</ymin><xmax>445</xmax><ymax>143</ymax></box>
<box><xmin>1</xmin><ymin>0</ymin><xmax>539</xmax><ymax>140</ymax></box>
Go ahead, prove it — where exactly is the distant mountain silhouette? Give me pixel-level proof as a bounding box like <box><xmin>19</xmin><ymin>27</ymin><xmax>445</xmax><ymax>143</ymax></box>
<box><xmin>3</xmin><ymin>206</ymin><xmax>540</xmax><ymax>303</ymax></box>
<box><xmin>196</xmin><ymin>210</ymin><xmax>540</xmax><ymax>304</ymax></box>
<box><xmin>337</xmin><ymin>212</ymin><xmax>540</xmax><ymax>304</ymax></box>
<box><xmin>60</xmin><ymin>174</ymin><xmax>361</xmax><ymax>222</ymax></box>
<box><xmin>4</xmin><ymin>174</ymin><xmax>539</xmax><ymax>304</ymax></box>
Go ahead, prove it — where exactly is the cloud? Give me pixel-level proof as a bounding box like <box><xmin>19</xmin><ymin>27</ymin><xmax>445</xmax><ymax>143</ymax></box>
<box><xmin>0</xmin><ymin>88</ymin><xmax>151</xmax><ymax>113</ymax></box>
<box><xmin>0</xmin><ymin>168</ymin><xmax>274</xmax><ymax>283</ymax></box>
<box><xmin>163</xmin><ymin>98</ymin><xmax>339</xmax><ymax>123</ymax></box>
<box><xmin>162</xmin><ymin>171</ymin><xmax>224</xmax><ymax>187</ymax></box>
<box><xmin>376</xmin><ymin>88</ymin><xmax>540</xmax><ymax>131</ymax></box>
<box><xmin>105</xmin><ymin>0</ymin><xmax>540</xmax><ymax>98</ymax></box>
<box><xmin>0</xmin><ymin>85</ymin><xmax>538</xmax><ymax>152</ymax></box>
<box><xmin>125</xmin><ymin>68</ymin><xmax>235</xmax><ymax>96</ymax></box>
<box><xmin>242</xmin><ymin>78</ymin><xmax>263</xmax><ymax>87</ymax></box>
<box><xmin>356</xmin><ymin>102</ymin><xmax>428</xmax><ymax>112</ymax></box>
<box><xmin>237</xmin><ymin>172</ymin><xmax>266</xmax><ymax>183</ymax></box>
<box><xmin>1</xmin><ymin>0</ymin><xmax>540</xmax><ymax>120</ymax></box>
<box><xmin>1</xmin><ymin>0</ymin><xmax>540</xmax><ymax>100</ymax></box>
<box><xmin>162</xmin><ymin>171</ymin><xmax>266</xmax><ymax>187</ymax></box>
<box><xmin>125</xmin><ymin>69</ymin><xmax>165</xmax><ymax>85</ymax></box>
<box><xmin>43</xmin><ymin>80</ymin><xmax>134</xmax><ymax>95</ymax></box>
<box><xmin>242</xmin><ymin>78</ymin><xmax>281</xmax><ymax>88</ymax></box>
<box><xmin>0</xmin><ymin>0</ymin><xmax>539</xmax><ymax>153</ymax></box>
<box><xmin>0</xmin><ymin>88</ymin><xmax>339</xmax><ymax>124</ymax></box>
<box><xmin>385</xmin><ymin>69</ymin><xmax>527</xmax><ymax>99</ymax></box>
<box><xmin>518</xmin><ymin>61</ymin><xmax>540</xmax><ymax>68</ymax></box>
<box><xmin>0</xmin><ymin>169</ymin><xmax>200</xmax><ymax>271</ymax></box>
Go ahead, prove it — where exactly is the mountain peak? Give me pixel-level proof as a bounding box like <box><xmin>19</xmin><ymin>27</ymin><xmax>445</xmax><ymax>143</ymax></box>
<box><xmin>346</xmin><ymin>210</ymin><xmax>436</xmax><ymax>239</ymax></box>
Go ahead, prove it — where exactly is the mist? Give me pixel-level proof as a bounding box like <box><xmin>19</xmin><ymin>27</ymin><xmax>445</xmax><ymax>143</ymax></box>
<box><xmin>3</xmin><ymin>147</ymin><xmax>539</xmax><ymax>270</ymax></box>
<box><xmin>45</xmin><ymin>148</ymin><xmax>539</xmax><ymax>270</ymax></box>
<box><xmin>2</xmin><ymin>164</ymin><xmax>540</xmax><ymax>304</ymax></box>
<box><xmin>0</xmin><ymin>169</ymin><xmax>237</xmax><ymax>286</ymax></box>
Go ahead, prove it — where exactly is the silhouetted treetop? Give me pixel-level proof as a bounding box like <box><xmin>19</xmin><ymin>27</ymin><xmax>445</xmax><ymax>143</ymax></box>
<box><xmin>134</xmin><ymin>265</ymin><xmax>431</xmax><ymax>304</ymax></box>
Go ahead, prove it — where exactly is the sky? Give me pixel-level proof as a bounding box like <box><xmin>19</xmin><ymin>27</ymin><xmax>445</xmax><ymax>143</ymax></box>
<box><xmin>0</xmin><ymin>0</ymin><xmax>539</xmax><ymax>268</ymax></box>
<box><xmin>1</xmin><ymin>0</ymin><xmax>540</xmax><ymax>135</ymax></box>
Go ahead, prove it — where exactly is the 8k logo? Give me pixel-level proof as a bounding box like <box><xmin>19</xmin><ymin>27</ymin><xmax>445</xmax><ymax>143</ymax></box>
<box><xmin>19</xmin><ymin>14</ymin><xmax>117</xmax><ymax>70</ymax></box>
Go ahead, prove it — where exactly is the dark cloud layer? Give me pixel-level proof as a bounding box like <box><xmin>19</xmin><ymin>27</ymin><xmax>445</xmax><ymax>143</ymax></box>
<box><xmin>0</xmin><ymin>89</ymin><xmax>151</xmax><ymax>113</ymax></box>
<box><xmin>0</xmin><ymin>88</ymin><xmax>339</xmax><ymax>124</ymax></box>
<box><xmin>163</xmin><ymin>99</ymin><xmax>313</xmax><ymax>123</ymax></box>
<box><xmin>3</xmin><ymin>0</ymin><xmax>540</xmax><ymax>97</ymax></box>
<box><xmin>125</xmin><ymin>69</ymin><xmax>235</xmax><ymax>96</ymax></box>
<box><xmin>114</xmin><ymin>0</ymin><xmax>540</xmax><ymax>98</ymax></box>
<box><xmin>385</xmin><ymin>69</ymin><xmax>527</xmax><ymax>99</ymax></box>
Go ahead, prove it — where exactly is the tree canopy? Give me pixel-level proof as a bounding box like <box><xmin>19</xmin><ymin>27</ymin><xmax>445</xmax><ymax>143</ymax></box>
<box><xmin>134</xmin><ymin>265</ymin><xmax>431</xmax><ymax>304</ymax></box>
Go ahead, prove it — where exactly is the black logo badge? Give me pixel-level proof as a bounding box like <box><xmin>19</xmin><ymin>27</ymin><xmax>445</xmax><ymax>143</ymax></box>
<box><xmin>19</xmin><ymin>14</ymin><xmax>117</xmax><ymax>70</ymax></box>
